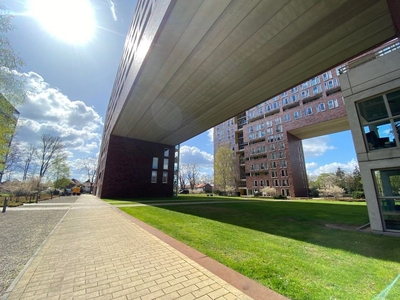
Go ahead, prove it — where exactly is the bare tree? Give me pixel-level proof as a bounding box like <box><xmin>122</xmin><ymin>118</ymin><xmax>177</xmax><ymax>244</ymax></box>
<box><xmin>186</xmin><ymin>163</ymin><xmax>199</xmax><ymax>192</ymax></box>
<box><xmin>79</xmin><ymin>157</ymin><xmax>97</xmax><ymax>193</ymax></box>
<box><xmin>0</xmin><ymin>139</ymin><xmax>20</xmax><ymax>182</ymax></box>
<box><xmin>21</xmin><ymin>144</ymin><xmax>36</xmax><ymax>180</ymax></box>
<box><xmin>35</xmin><ymin>134</ymin><xmax>66</xmax><ymax>202</ymax></box>
<box><xmin>178</xmin><ymin>164</ymin><xmax>189</xmax><ymax>190</ymax></box>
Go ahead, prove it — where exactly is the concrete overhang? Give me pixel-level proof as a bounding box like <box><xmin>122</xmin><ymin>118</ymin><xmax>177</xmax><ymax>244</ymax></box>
<box><xmin>111</xmin><ymin>0</ymin><xmax>396</xmax><ymax>146</ymax></box>
<box><xmin>288</xmin><ymin>116</ymin><xmax>350</xmax><ymax>140</ymax></box>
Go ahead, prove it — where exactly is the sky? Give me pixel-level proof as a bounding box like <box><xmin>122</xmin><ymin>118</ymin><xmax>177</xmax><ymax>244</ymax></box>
<box><xmin>2</xmin><ymin>0</ymin><xmax>358</xmax><ymax>183</ymax></box>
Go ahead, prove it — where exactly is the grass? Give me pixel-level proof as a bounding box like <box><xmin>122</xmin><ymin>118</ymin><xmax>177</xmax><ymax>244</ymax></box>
<box><xmin>105</xmin><ymin>195</ymin><xmax>400</xmax><ymax>300</ymax></box>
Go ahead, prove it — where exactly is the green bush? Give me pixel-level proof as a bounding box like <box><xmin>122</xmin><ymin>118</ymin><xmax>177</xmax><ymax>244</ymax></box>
<box><xmin>352</xmin><ymin>191</ymin><xmax>365</xmax><ymax>199</ymax></box>
<box><xmin>273</xmin><ymin>194</ymin><xmax>287</xmax><ymax>199</ymax></box>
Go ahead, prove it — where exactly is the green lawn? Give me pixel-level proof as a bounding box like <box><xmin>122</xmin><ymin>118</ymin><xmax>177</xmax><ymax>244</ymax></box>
<box><xmin>105</xmin><ymin>196</ymin><xmax>400</xmax><ymax>300</ymax></box>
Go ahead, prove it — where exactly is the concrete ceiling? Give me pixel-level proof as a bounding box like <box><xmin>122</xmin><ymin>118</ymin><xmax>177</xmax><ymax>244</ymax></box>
<box><xmin>111</xmin><ymin>0</ymin><xmax>396</xmax><ymax>146</ymax></box>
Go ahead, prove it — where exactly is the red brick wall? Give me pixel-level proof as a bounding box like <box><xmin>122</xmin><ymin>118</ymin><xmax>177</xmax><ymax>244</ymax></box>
<box><xmin>98</xmin><ymin>135</ymin><xmax>175</xmax><ymax>199</ymax></box>
<box><xmin>387</xmin><ymin>0</ymin><xmax>400</xmax><ymax>38</ymax></box>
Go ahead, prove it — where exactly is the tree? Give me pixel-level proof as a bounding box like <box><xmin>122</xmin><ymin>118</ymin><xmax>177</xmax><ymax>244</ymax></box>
<box><xmin>0</xmin><ymin>138</ymin><xmax>20</xmax><ymax>181</ymax></box>
<box><xmin>186</xmin><ymin>163</ymin><xmax>199</xmax><ymax>192</ymax></box>
<box><xmin>35</xmin><ymin>134</ymin><xmax>66</xmax><ymax>202</ymax></box>
<box><xmin>79</xmin><ymin>157</ymin><xmax>97</xmax><ymax>193</ymax></box>
<box><xmin>178</xmin><ymin>165</ymin><xmax>188</xmax><ymax>190</ymax></box>
<box><xmin>0</xmin><ymin>5</ymin><xmax>27</xmax><ymax>165</ymax></box>
<box><xmin>261</xmin><ymin>186</ymin><xmax>277</xmax><ymax>197</ymax></box>
<box><xmin>53</xmin><ymin>177</ymin><xmax>71</xmax><ymax>190</ymax></box>
<box><xmin>50</xmin><ymin>154</ymin><xmax>70</xmax><ymax>188</ymax></box>
<box><xmin>214</xmin><ymin>146</ymin><xmax>236</xmax><ymax>193</ymax></box>
<box><xmin>350</xmin><ymin>166</ymin><xmax>363</xmax><ymax>192</ymax></box>
<box><xmin>21</xmin><ymin>144</ymin><xmax>36</xmax><ymax>180</ymax></box>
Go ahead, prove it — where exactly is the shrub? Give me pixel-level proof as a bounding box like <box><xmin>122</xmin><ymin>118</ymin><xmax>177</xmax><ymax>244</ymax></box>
<box><xmin>352</xmin><ymin>191</ymin><xmax>365</xmax><ymax>199</ymax></box>
<box><xmin>273</xmin><ymin>194</ymin><xmax>287</xmax><ymax>199</ymax></box>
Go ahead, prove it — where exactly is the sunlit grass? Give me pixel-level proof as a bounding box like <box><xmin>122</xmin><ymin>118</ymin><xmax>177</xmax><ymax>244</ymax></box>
<box><xmin>113</xmin><ymin>197</ymin><xmax>400</xmax><ymax>300</ymax></box>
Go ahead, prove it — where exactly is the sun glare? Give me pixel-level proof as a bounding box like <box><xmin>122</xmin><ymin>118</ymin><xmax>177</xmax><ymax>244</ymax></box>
<box><xmin>29</xmin><ymin>0</ymin><xmax>96</xmax><ymax>45</ymax></box>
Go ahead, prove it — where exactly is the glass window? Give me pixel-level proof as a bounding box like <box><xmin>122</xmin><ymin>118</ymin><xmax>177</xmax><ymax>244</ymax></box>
<box><xmin>164</xmin><ymin>148</ymin><xmax>169</xmax><ymax>157</ymax></box>
<box><xmin>358</xmin><ymin>96</ymin><xmax>387</xmax><ymax>123</ymax></box>
<box><xmin>387</xmin><ymin>90</ymin><xmax>400</xmax><ymax>116</ymax></box>
<box><xmin>163</xmin><ymin>158</ymin><xmax>169</xmax><ymax>170</ymax></box>
<box><xmin>358</xmin><ymin>93</ymin><xmax>400</xmax><ymax>151</ymax></box>
<box><xmin>151</xmin><ymin>171</ymin><xmax>157</xmax><ymax>183</ymax></box>
<box><xmin>152</xmin><ymin>157</ymin><xmax>158</xmax><ymax>169</ymax></box>
<box><xmin>162</xmin><ymin>171</ymin><xmax>168</xmax><ymax>184</ymax></box>
<box><xmin>374</xmin><ymin>169</ymin><xmax>400</xmax><ymax>231</ymax></box>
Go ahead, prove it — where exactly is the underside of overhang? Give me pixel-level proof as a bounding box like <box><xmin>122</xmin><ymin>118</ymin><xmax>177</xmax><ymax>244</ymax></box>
<box><xmin>288</xmin><ymin>116</ymin><xmax>350</xmax><ymax>140</ymax></box>
<box><xmin>112</xmin><ymin>0</ymin><xmax>395</xmax><ymax>146</ymax></box>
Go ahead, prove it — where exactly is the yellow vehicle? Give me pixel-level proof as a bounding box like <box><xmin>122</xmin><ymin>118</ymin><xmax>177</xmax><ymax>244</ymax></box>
<box><xmin>72</xmin><ymin>186</ymin><xmax>81</xmax><ymax>196</ymax></box>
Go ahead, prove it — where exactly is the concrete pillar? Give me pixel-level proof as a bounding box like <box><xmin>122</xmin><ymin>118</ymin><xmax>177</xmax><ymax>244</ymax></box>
<box><xmin>98</xmin><ymin>135</ymin><xmax>175</xmax><ymax>199</ymax></box>
<box><xmin>386</xmin><ymin>0</ymin><xmax>400</xmax><ymax>39</ymax></box>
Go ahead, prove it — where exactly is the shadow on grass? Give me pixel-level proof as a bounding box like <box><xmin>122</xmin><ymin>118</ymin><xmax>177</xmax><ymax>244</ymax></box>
<box><xmin>126</xmin><ymin>197</ymin><xmax>400</xmax><ymax>263</ymax></box>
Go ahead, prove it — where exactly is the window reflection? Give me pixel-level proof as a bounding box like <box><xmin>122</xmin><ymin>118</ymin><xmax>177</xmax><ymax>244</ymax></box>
<box><xmin>374</xmin><ymin>169</ymin><xmax>400</xmax><ymax>231</ymax></box>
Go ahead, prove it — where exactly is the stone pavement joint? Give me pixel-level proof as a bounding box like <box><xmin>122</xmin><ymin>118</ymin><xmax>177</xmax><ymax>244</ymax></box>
<box><xmin>2</xmin><ymin>195</ymin><xmax>287</xmax><ymax>300</ymax></box>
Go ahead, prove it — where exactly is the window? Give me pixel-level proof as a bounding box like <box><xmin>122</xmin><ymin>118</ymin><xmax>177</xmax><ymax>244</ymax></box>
<box><xmin>301</xmin><ymin>90</ymin><xmax>309</xmax><ymax>99</ymax></box>
<box><xmin>162</xmin><ymin>171</ymin><xmax>168</xmax><ymax>183</ymax></box>
<box><xmin>357</xmin><ymin>91</ymin><xmax>400</xmax><ymax>151</ymax></box>
<box><xmin>322</xmin><ymin>71</ymin><xmax>332</xmax><ymax>81</ymax></box>
<box><xmin>291</xmin><ymin>87</ymin><xmax>298</xmax><ymax>93</ymax></box>
<box><xmin>282</xmin><ymin>97</ymin><xmax>290</xmax><ymax>105</ymax></box>
<box><xmin>271</xmin><ymin>161</ymin><xmax>277</xmax><ymax>169</ymax></box>
<box><xmin>151</xmin><ymin>171</ymin><xmax>157</xmax><ymax>183</ymax></box>
<box><xmin>254</xmin><ymin>180</ymin><xmax>258</xmax><ymax>187</ymax></box>
<box><xmin>276</xmin><ymin>125</ymin><xmax>283</xmax><ymax>133</ymax></box>
<box><xmin>260</xmin><ymin>180</ymin><xmax>264</xmax><ymax>186</ymax></box>
<box><xmin>275</xmin><ymin>117</ymin><xmax>282</xmax><ymax>125</ymax></box>
<box><xmin>373</xmin><ymin>168</ymin><xmax>400</xmax><ymax>231</ymax></box>
<box><xmin>164</xmin><ymin>148</ymin><xmax>169</xmax><ymax>157</ymax></box>
<box><xmin>294</xmin><ymin>111</ymin><xmax>302</xmax><ymax>119</ymax></box>
<box><xmin>266</xmin><ymin>120</ymin><xmax>273</xmax><ymax>127</ymax></box>
<box><xmin>163</xmin><ymin>158</ymin><xmax>169</xmax><ymax>170</ymax></box>
<box><xmin>328</xmin><ymin>99</ymin><xmax>338</xmax><ymax>109</ymax></box>
<box><xmin>304</xmin><ymin>107</ymin><xmax>313</xmax><ymax>116</ymax></box>
<box><xmin>312</xmin><ymin>85</ymin><xmax>322</xmax><ymax>95</ymax></box>
<box><xmin>284</xmin><ymin>114</ymin><xmax>291</xmax><ymax>122</ymax></box>
<box><xmin>271</xmin><ymin>171</ymin><xmax>277</xmax><ymax>178</ymax></box>
<box><xmin>324</xmin><ymin>79</ymin><xmax>339</xmax><ymax>90</ymax></box>
<box><xmin>291</xmin><ymin>94</ymin><xmax>299</xmax><ymax>102</ymax></box>
<box><xmin>311</xmin><ymin>76</ymin><xmax>320</xmax><ymax>85</ymax></box>
<box><xmin>316</xmin><ymin>103</ymin><xmax>326</xmax><ymax>112</ymax></box>
<box><xmin>152</xmin><ymin>157</ymin><xmax>158</xmax><ymax>169</ymax></box>
<box><xmin>280</xmin><ymin>160</ymin><xmax>287</xmax><ymax>168</ymax></box>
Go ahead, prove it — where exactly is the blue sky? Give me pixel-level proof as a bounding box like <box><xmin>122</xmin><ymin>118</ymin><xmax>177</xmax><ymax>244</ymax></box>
<box><xmin>3</xmin><ymin>0</ymin><xmax>358</xmax><ymax>182</ymax></box>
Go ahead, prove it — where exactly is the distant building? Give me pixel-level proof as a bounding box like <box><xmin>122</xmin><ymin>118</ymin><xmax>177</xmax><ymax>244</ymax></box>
<box><xmin>214</xmin><ymin>64</ymin><xmax>347</xmax><ymax>197</ymax></box>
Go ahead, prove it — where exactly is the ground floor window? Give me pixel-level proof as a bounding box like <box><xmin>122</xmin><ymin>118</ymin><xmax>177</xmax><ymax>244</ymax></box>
<box><xmin>151</xmin><ymin>171</ymin><xmax>157</xmax><ymax>183</ymax></box>
<box><xmin>374</xmin><ymin>168</ymin><xmax>400</xmax><ymax>231</ymax></box>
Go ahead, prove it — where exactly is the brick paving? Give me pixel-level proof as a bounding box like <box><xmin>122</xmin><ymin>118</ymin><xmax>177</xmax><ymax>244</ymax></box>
<box><xmin>2</xmin><ymin>195</ymin><xmax>286</xmax><ymax>300</ymax></box>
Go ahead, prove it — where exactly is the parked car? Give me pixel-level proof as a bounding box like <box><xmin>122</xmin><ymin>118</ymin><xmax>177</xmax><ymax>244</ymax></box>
<box><xmin>179</xmin><ymin>189</ymin><xmax>189</xmax><ymax>194</ymax></box>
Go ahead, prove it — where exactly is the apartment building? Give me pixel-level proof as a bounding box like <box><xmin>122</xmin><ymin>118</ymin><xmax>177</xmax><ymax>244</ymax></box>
<box><xmin>214</xmin><ymin>64</ymin><xmax>347</xmax><ymax>197</ymax></box>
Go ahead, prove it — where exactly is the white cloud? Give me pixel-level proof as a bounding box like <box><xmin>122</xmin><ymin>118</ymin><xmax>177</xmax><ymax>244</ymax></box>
<box><xmin>15</xmin><ymin>71</ymin><xmax>103</xmax><ymax>155</ymax></box>
<box><xmin>207</xmin><ymin>128</ymin><xmax>214</xmax><ymax>142</ymax></box>
<box><xmin>302</xmin><ymin>136</ymin><xmax>335</xmax><ymax>157</ymax></box>
<box><xmin>180</xmin><ymin>145</ymin><xmax>213</xmax><ymax>165</ymax></box>
<box><xmin>307</xmin><ymin>159</ymin><xmax>358</xmax><ymax>176</ymax></box>
<box><xmin>306</xmin><ymin>162</ymin><xmax>318</xmax><ymax>169</ymax></box>
<box><xmin>108</xmin><ymin>0</ymin><xmax>117</xmax><ymax>21</ymax></box>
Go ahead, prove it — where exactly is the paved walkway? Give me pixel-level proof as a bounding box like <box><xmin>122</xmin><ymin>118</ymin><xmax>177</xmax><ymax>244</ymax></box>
<box><xmin>2</xmin><ymin>195</ymin><xmax>286</xmax><ymax>300</ymax></box>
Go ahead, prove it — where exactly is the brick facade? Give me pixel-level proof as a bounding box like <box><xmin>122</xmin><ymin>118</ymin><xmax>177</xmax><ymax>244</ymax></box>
<box><xmin>215</xmin><ymin>67</ymin><xmax>347</xmax><ymax>197</ymax></box>
<box><xmin>97</xmin><ymin>135</ymin><xmax>175</xmax><ymax>199</ymax></box>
